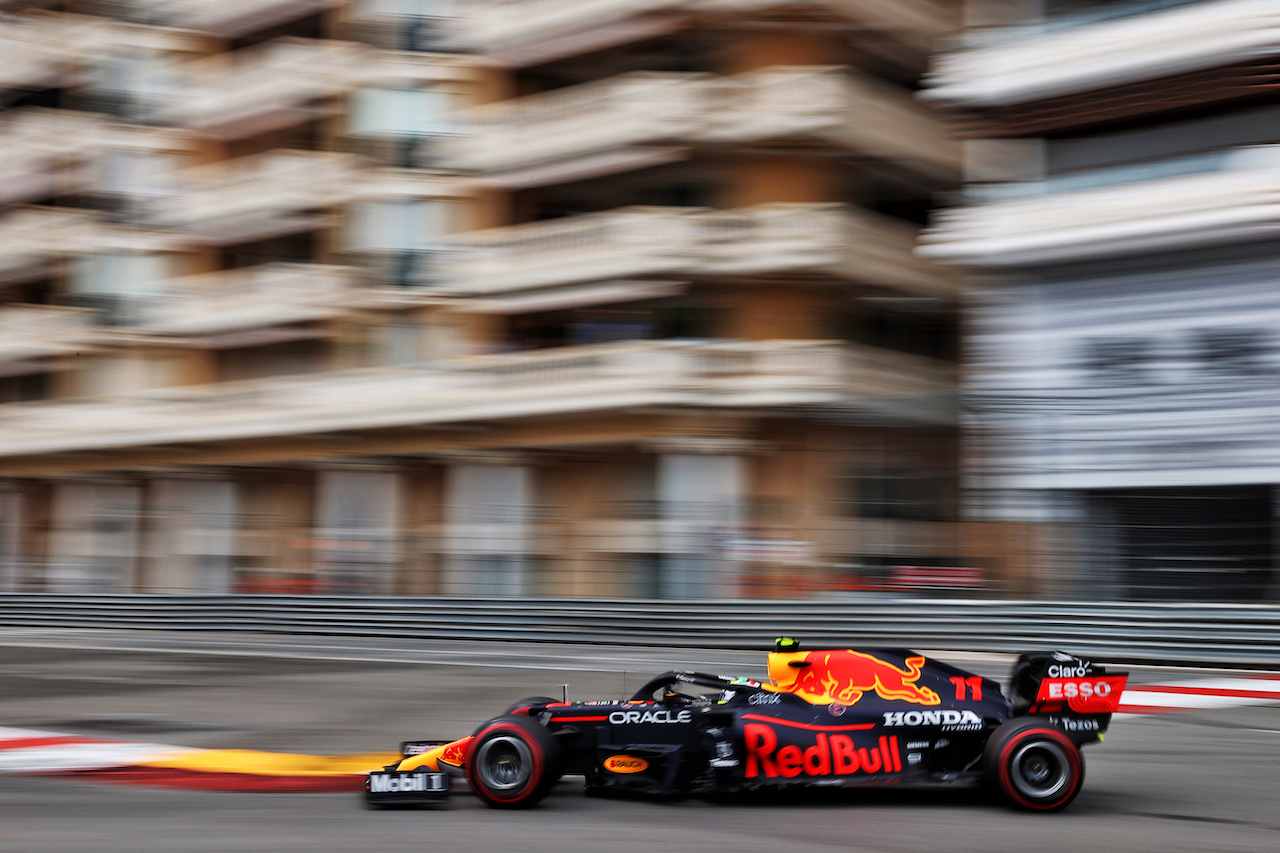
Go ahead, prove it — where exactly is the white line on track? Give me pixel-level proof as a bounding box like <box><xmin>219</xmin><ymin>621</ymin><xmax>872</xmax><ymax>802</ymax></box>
<box><xmin>0</xmin><ymin>728</ymin><xmax>195</xmax><ymax>774</ymax></box>
<box><xmin>1118</xmin><ymin>676</ymin><xmax>1280</xmax><ymax>713</ymax></box>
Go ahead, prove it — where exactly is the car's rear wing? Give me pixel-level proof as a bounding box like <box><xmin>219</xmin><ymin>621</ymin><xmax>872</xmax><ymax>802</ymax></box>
<box><xmin>1008</xmin><ymin>652</ymin><xmax>1127</xmax><ymax>743</ymax></box>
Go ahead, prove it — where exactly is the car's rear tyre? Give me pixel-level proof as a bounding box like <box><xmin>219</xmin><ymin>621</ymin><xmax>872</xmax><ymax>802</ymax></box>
<box><xmin>985</xmin><ymin>720</ymin><xmax>1083</xmax><ymax>812</ymax></box>
<box><xmin>467</xmin><ymin>714</ymin><xmax>560</xmax><ymax>809</ymax></box>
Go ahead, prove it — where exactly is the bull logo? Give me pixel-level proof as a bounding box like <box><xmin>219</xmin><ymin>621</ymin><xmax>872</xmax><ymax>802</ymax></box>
<box><xmin>773</xmin><ymin>650</ymin><xmax>940</xmax><ymax>706</ymax></box>
<box><xmin>402</xmin><ymin>736</ymin><xmax>471</xmax><ymax>772</ymax></box>
<box><xmin>437</xmin><ymin>737</ymin><xmax>471</xmax><ymax>767</ymax></box>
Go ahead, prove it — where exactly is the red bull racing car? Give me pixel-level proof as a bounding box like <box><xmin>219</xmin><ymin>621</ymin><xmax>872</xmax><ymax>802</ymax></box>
<box><xmin>365</xmin><ymin>639</ymin><xmax>1126</xmax><ymax>812</ymax></box>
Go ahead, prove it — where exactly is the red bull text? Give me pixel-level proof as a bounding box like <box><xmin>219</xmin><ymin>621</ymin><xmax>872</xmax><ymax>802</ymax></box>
<box><xmin>744</xmin><ymin>723</ymin><xmax>903</xmax><ymax>779</ymax></box>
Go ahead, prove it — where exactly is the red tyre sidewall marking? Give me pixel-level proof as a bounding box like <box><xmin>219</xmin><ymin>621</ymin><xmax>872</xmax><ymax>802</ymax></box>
<box><xmin>470</xmin><ymin>723</ymin><xmax>544</xmax><ymax>804</ymax></box>
<box><xmin>998</xmin><ymin>727</ymin><xmax>1081</xmax><ymax>811</ymax></box>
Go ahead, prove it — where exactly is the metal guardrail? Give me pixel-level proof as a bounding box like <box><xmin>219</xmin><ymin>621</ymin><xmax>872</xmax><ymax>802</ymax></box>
<box><xmin>0</xmin><ymin>595</ymin><xmax>1277</xmax><ymax>666</ymax></box>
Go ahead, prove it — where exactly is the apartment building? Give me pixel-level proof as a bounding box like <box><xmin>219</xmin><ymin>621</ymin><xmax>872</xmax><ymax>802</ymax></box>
<box><xmin>919</xmin><ymin>0</ymin><xmax>1280</xmax><ymax>601</ymax></box>
<box><xmin>0</xmin><ymin>0</ymin><xmax>969</xmax><ymax>598</ymax></box>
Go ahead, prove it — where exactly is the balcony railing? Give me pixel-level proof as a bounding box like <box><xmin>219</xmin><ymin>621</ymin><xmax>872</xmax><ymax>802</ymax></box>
<box><xmin>0</xmin><ymin>108</ymin><xmax>106</xmax><ymax>167</ymax></box>
<box><xmin>458</xmin><ymin>0</ymin><xmax>693</xmax><ymax>54</ymax></box>
<box><xmin>923</xmin><ymin>0</ymin><xmax>1275</xmax><ymax>108</ymax></box>
<box><xmin>451</xmin><ymin>66</ymin><xmax>957</xmax><ymax>182</ymax></box>
<box><xmin>459</xmin><ymin>0</ymin><xmax>956</xmax><ymax>57</ymax></box>
<box><xmin>704</xmin><ymin>66</ymin><xmax>959</xmax><ymax>183</ymax></box>
<box><xmin>0</xmin><ymin>109</ymin><xmax>193</xmax><ymax>209</ymax></box>
<box><xmin>917</xmin><ymin>145</ymin><xmax>1280</xmax><ymax>267</ymax></box>
<box><xmin>150</xmin><ymin>0</ymin><xmax>333</xmax><ymax>37</ymax></box>
<box><xmin>701</xmin><ymin>203</ymin><xmax>957</xmax><ymax>295</ymax></box>
<box><xmin>447</xmin><ymin>203</ymin><xmax>958</xmax><ymax>297</ymax></box>
<box><xmin>0</xmin><ymin>305</ymin><xmax>96</xmax><ymax>363</ymax></box>
<box><xmin>0</xmin><ymin>12</ymin><xmax>196</xmax><ymax>88</ymax></box>
<box><xmin>167</xmin><ymin>38</ymin><xmax>372</xmax><ymax>137</ymax></box>
<box><xmin>0</xmin><ymin>340</ymin><xmax>956</xmax><ymax>456</ymax></box>
<box><xmin>139</xmin><ymin>264</ymin><xmax>359</xmax><ymax>336</ymax></box>
<box><xmin>452</xmin><ymin>71</ymin><xmax>710</xmax><ymax>173</ymax></box>
<box><xmin>0</xmin><ymin>208</ymin><xmax>98</xmax><ymax>280</ymax></box>
<box><xmin>448</xmin><ymin>206</ymin><xmax>705</xmax><ymax>294</ymax></box>
<box><xmin>703</xmin><ymin>0</ymin><xmax>957</xmax><ymax>51</ymax></box>
<box><xmin>158</xmin><ymin>150</ymin><xmax>361</xmax><ymax>242</ymax></box>
<box><xmin>0</xmin><ymin>13</ymin><xmax>97</xmax><ymax>90</ymax></box>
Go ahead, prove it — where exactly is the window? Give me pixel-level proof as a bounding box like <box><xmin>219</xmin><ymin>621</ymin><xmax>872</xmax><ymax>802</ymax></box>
<box><xmin>216</xmin><ymin>339</ymin><xmax>326</xmax><ymax>382</ymax></box>
<box><xmin>347</xmin><ymin>199</ymin><xmax>458</xmax><ymax>287</ymax></box>
<box><xmin>80</xmin><ymin>50</ymin><xmax>175</xmax><ymax>123</ymax></box>
<box><xmin>349</xmin><ymin>88</ymin><xmax>456</xmax><ymax>167</ymax></box>
<box><xmin>348</xmin><ymin>199</ymin><xmax>456</xmax><ymax>251</ymax></box>
<box><xmin>352</xmin><ymin>0</ymin><xmax>460</xmax><ymax>51</ymax></box>
<box><xmin>838</xmin><ymin>450</ymin><xmax>958</xmax><ymax>523</ymax></box>
<box><xmin>90</xmin><ymin>150</ymin><xmax>180</xmax><ymax>223</ymax></box>
<box><xmin>854</xmin><ymin>467</ymin><xmax>956</xmax><ymax>522</ymax></box>
<box><xmin>0</xmin><ymin>373</ymin><xmax>50</xmax><ymax>404</ymax></box>
<box><xmin>352</xmin><ymin>88</ymin><xmax>446</xmax><ymax>137</ymax></box>
<box><xmin>69</xmin><ymin>253</ymin><xmax>170</xmax><ymax>324</ymax></box>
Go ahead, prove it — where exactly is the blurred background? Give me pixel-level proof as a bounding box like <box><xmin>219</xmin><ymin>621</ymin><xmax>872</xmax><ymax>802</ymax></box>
<box><xmin>0</xmin><ymin>0</ymin><xmax>1275</xmax><ymax>604</ymax></box>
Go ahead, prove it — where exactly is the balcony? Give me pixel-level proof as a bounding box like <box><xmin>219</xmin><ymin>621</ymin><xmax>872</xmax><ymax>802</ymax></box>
<box><xmin>0</xmin><ymin>208</ymin><xmax>99</xmax><ymax>282</ymax></box>
<box><xmin>922</xmin><ymin>0</ymin><xmax>1277</xmax><ymax>108</ymax></box>
<box><xmin>0</xmin><ymin>12</ymin><xmax>197</xmax><ymax>89</ymax></box>
<box><xmin>0</xmin><ymin>110</ymin><xmax>192</xmax><ymax>210</ymax></box>
<box><xmin>158</xmin><ymin>150</ymin><xmax>361</xmax><ymax>244</ymax></box>
<box><xmin>701</xmin><ymin>204</ymin><xmax>957</xmax><ymax>296</ymax></box>
<box><xmin>0</xmin><ymin>339</ymin><xmax>956</xmax><ymax>457</ymax></box>
<box><xmin>453</xmin><ymin>66</ymin><xmax>957</xmax><ymax>184</ymax></box>
<box><xmin>139</xmin><ymin>264</ymin><xmax>360</xmax><ymax>338</ymax></box>
<box><xmin>0</xmin><ymin>305</ymin><xmax>96</xmax><ymax>365</ymax></box>
<box><xmin>452</xmin><ymin>71</ymin><xmax>709</xmax><ymax>178</ymax></box>
<box><xmin>168</xmin><ymin>39</ymin><xmax>372</xmax><ymax>139</ymax></box>
<box><xmin>448</xmin><ymin>206</ymin><xmax>704</xmax><ymax>295</ymax></box>
<box><xmin>151</xmin><ymin>0</ymin><xmax>333</xmax><ymax>37</ymax></box>
<box><xmin>447</xmin><ymin>203</ymin><xmax>958</xmax><ymax>298</ymax></box>
<box><xmin>701</xmin><ymin>0</ymin><xmax>958</xmax><ymax>54</ymax></box>
<box><xmin>459</xmin><ymin>0</ymin><xmax>956</xmax><ymax>62</ymax></box>
<box><xmin>704</xmin><ymin>66</ymin><xmax>959</xmax><ymax>184</ymax></box>
<box><xmin>0</xmin><ymin>110</ymin><xmax>107</xmax><ymax>205</ymax></box>
<box><xmin>0</xmin><ymin>13</ymin><xmax>98</xmax><ymax>90</ymax></box>
<box><xmin>917</xmin><ymin>146</ymin><xmax>1280</xmax><ymax>267</ymax></box>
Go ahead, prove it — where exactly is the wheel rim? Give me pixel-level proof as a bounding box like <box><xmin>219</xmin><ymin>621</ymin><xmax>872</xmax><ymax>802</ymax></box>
<box><xmin>474</xmin><ymin>734</ymin><xmax>534</xmax><ymax>794</ymax></box>
<box><xmin>1009</xmin><ymin>740</ymin><xmax>1071</xmax><ymax>801</ymax></box>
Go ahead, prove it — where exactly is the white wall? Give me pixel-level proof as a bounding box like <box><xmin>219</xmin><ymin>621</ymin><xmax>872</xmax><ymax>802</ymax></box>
<box><xmin>970</xmin><ymin>249</ymin><xmax>1280</xmax><ymax>495</ymax></box>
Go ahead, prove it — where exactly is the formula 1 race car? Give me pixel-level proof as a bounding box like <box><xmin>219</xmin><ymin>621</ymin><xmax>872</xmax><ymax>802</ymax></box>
<box><xmin>365</xmin><ymin>639</ymin><xmax>1127</xmax><ymax>812</ymax></box>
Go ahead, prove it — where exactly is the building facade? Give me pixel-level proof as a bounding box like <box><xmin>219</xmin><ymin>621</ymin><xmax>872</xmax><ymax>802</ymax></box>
<box><xmin>920</xmin><ymin>0</ymin><xmax>1280</xmax><ymax>601</ymax></box>
<box><xmin>0</xmin><ymin>0</ymin><xmax>972</xmax><ymax>598</ymax></box>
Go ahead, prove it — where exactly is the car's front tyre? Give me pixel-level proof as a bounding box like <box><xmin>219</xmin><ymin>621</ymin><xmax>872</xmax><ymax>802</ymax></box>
<box><xmin>984</xmin><ymin>720</ymin><xmax>1084</xmax><ymax>812</ymax></box>
<box><xmin>466</xmin><ymin>714</ymin><xmax>560</xmax><ymax>809</ymax></box>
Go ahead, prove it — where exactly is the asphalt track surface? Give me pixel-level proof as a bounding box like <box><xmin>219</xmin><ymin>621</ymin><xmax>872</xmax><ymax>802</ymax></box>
<box><xmin>2</xmin><ymin>630</ymin><xmax>1279</xmax><ymax>853</ymax></box>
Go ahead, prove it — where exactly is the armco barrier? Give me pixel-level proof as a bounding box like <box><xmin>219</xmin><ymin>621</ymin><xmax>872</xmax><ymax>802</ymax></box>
<box><xmin>0</xmin><ymin>595</ymin><xmax>1277</xmax><ymax>666</ymax></box>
